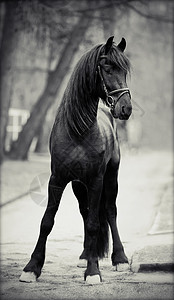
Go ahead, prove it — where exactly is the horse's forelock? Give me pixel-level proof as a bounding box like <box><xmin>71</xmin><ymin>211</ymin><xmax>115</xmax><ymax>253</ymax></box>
<box><xmin>109</xmin><ymin>44</ymin><xmax>130</xmax><ymax>73</ymax></box>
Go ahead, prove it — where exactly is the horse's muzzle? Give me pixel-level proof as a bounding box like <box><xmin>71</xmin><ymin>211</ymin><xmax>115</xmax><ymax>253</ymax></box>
<box><xmin>111</xmin><ymin>103</ymin><xmax>132</xmax><ymax>120</ymax></box>
<box><xmin>119</xmin><ymin>104</ymin><xmax>132</xmax><ymax>120</ymax></box>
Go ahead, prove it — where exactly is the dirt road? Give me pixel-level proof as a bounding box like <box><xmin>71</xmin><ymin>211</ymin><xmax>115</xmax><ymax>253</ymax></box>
<box><xmin>0</xmin><ymin>150</ymin><xmax>173</xmax><ymax>299</ymax></box>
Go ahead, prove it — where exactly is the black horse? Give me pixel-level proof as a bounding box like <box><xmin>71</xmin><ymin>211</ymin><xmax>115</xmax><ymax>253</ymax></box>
<box><xmin>20</xmin><ymin>36</ymin><xmax>132</xmax><ymax>284</ymax></box>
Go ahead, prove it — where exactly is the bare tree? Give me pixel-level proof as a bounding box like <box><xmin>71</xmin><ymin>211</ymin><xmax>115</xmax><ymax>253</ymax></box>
<box><xmin>0</xmin><ymin>2</ymin><xmax>20</xmax><ymax>163</ymax></box>
<box><xmin>8</xmin><ymin>6</ymin><xmax>94</xmax><ymax>159</ymax></box>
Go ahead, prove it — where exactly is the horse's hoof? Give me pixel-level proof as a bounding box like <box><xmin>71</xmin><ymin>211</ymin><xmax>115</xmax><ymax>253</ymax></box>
<box><xmin>116</xmin><ymin>263</ymin><xmax>130</xmax><ymax>272</ymax></box>
<box><xmin>19</xmin><ymin>271</ymin><xmax>37</xmax><ymax>282</ymax></box>
<box><xmin>77</xmin><ymin>259</ymin><xmax>87</xmax><ymax>268</ymax></box>
<box><xmin>131</xmin><ymin>263</ymin><xmax>140</xmax><ymax>273</ymax></box>
<box><xmin>86</xmin><ymin>275</ymin><xmax>101</xmax><ymax>285</ymax></box>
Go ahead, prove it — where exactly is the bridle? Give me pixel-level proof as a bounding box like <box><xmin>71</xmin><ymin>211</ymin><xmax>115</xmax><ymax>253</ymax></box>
<box><xmin>98</xmin><ymin>60</ymin><xmax>131</xmax><ymax>112</ymax></box>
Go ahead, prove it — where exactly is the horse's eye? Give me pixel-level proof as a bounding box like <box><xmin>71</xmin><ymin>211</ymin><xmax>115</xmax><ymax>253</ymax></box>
<box><xmin>103</xmin><ymin>64</ymin><xmax>112</xmax><ymax>74</ymax></box>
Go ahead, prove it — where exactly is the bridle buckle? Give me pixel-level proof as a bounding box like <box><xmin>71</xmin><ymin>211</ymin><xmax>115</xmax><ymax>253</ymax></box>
<box><xmin>106</xmin><ymin>95</ymin><xmax>114</xmax><ymax>108</ymax></box>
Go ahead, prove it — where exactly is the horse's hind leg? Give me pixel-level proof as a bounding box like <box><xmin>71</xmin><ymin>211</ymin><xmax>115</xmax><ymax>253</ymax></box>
<box><xmin>104</xmin><ymin>161</ymin><xmax>129</xmax><ymax>269</ymax></box>
<box><xmin>20</xmin><ymin>175</ymin><xmax>66</xmax><ymax>282</ymax></box>
<box><xmin>72</xmin><ymin>180</ymin><xmax>89</xmax><ymax>260</ymax></box>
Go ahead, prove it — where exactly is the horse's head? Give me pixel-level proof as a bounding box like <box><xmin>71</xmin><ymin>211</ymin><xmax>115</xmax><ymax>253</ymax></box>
<box><xmin>98</xmin><ymin>36</ymin><xmax>132</xmax><ymax>120</ymax></box>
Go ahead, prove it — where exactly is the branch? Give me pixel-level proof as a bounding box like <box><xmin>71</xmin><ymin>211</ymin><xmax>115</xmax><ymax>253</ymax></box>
<box><xmin>39</xmin><ymin>0</ymin><xmax>133</xmax><ymax>13</ymax></box>
<box><xmin>39</xmin><ymin>0</ymin><xmax>173</xmax><ymax>24</ymax></box>
<box><xmin>127</xmin><ymin>2</ymin><xmax>173</xmax><ymax>23</ymax></box>
<box><xmin>13</xmin><ymin>66</ymin><xmax>50</xmax><ymax>73</ymax></box>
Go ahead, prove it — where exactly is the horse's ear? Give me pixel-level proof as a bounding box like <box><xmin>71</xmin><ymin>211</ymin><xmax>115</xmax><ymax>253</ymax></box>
<box><xmin>104</xmin><ymin>36</ymin><xmax>114</xmax><ymax>54</ymax></box>
<box><xmin>117</xmin><ymin>37</ymin><xmax>126</xmax><ymax>52</ymax></box>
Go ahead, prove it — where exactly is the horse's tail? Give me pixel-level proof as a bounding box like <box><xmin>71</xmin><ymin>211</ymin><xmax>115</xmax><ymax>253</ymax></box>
<box><xmin>97</xmin><ymin>201</ymin><xmax>109</xmax><ymax>259</ymax></box>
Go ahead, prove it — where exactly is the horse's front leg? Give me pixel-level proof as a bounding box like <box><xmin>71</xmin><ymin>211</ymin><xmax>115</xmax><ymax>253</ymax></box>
<box><xmin>84</xmin><ymin>177</ymin><xmax>103</xmax><ymax>284</ymax></box>
<box><xmin>20</xmin><ymin>175</ymin><xmax>65</xmax><ymax>282</ymax></box>
<box><xmin>104</xmin><ymin>161</ymin><xmax>129</xmax><ymax>270</ymax></box>
<box><xmin>72</xmin><ymin>180</ymin><xmax>89</xmax><ymax>261</ymax></box>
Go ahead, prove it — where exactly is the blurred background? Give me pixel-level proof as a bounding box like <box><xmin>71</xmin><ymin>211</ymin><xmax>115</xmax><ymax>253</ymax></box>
<box><xmin>0</xmin><ymin>0</ymin><xmax>173</xmax><ymax>162</ymax></box>
<box><xmin>0</xmin><ymin>0</ymin><xmax>173</xmax><ymax>240</ymax></box>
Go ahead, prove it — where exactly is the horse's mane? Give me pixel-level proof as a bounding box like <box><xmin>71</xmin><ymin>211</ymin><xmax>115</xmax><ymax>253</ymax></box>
<box><xmin>56</xmin><ymin>42</ymin><xmax>130</xmax><ymax>138</ymax></box>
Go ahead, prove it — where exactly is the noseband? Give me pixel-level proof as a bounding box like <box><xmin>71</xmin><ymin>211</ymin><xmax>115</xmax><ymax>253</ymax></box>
<box><xmin>98</xmin><ymin>64</ymin><xmax>131</xmax><ymax>111</ymax></box>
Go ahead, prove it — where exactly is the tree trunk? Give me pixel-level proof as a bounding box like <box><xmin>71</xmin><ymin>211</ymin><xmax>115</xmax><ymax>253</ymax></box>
<box><xmin>0</xmin><ymin>2</ymin><xmax>19</xmax><ymax>163</ymax></box>
<box><xmin>34</xmin><ymin>119</ymin><xmax>51</xmax><ymax>153</ymax></box>
<box><xmin>8</xmin><ymin>11</ymin><xmax>93</xmax><ymax>160</ymax></box>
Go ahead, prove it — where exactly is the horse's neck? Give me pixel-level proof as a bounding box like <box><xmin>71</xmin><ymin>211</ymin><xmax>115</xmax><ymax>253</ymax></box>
<box><xmin>98</xmin><ymin>99</ymin><xmax>114</xmax><ymax>120</ymax></box>
<box><xmin>97</xmin><ymin>99</ymin><xmax>117</xmax><ymax>131</ymax></box>
<box><xmin>98</xmin><ymin>99</ymin><xmax>109</xmax><ymax>111</ymax></box>
<box><xmin>56</xmin><ymin>90</ymin><xmax>99</xmax><ymax>138</ymax></box>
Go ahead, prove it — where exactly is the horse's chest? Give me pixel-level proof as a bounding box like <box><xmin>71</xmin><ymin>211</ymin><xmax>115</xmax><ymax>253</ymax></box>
<box><xmin>52</xmin><ymin>139</ymin><xmax>105</xmax><ymax>180</ymax></box>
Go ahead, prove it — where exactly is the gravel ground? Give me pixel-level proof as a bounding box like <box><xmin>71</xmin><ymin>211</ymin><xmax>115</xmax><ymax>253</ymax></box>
<box><xmin>0</xmin><ymin>149</ymin><xmax>173</xmax><ymax>300</ymax></box>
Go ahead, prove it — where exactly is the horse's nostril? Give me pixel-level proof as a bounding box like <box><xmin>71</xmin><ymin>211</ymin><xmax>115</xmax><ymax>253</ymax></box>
<box><xmin>121</xmin><ymin>105</ymin><xmax>132</xmax><ymax>116</ymax></box>
<box><xmin>121</xmin><ymin>106</ymin><xmax>125</xmax><ymax>114</ymax></box>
